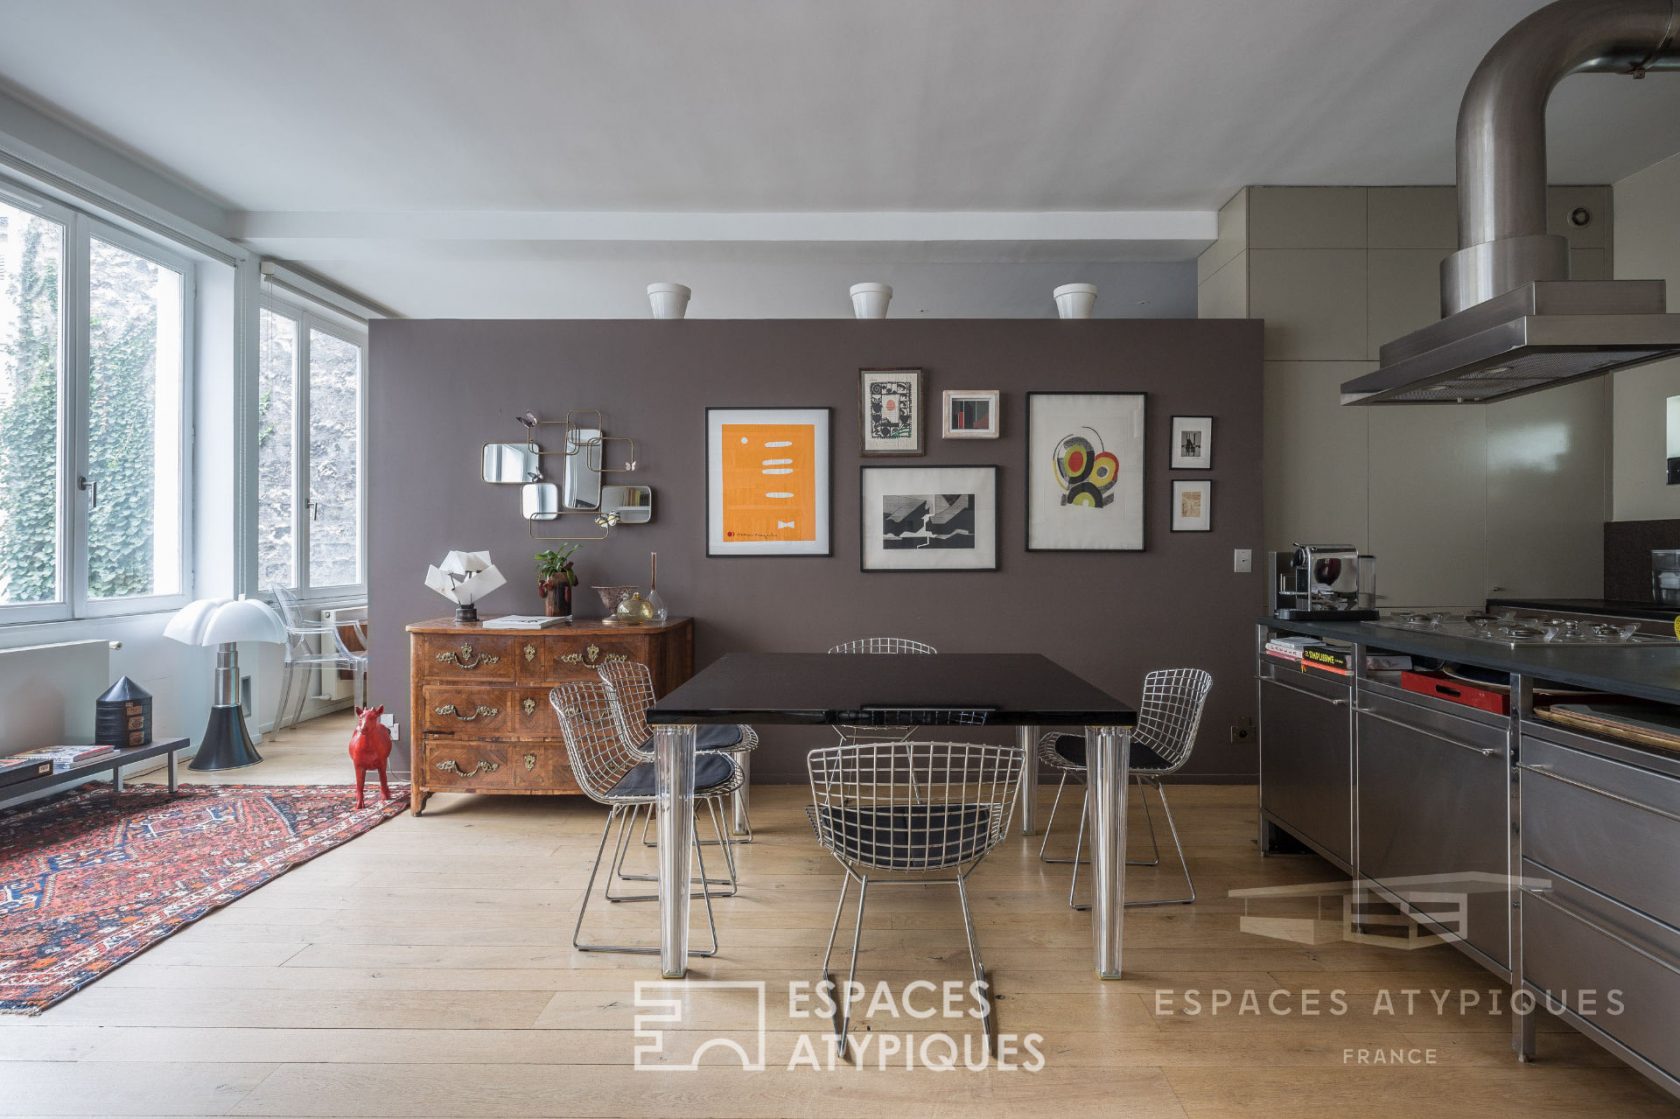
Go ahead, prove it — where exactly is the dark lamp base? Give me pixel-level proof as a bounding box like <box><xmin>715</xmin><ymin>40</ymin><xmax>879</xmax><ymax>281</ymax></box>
<box><xmin>189</xmin><ymin>704</ymin><xmax>265</xmax><ymax>771</ymax></box>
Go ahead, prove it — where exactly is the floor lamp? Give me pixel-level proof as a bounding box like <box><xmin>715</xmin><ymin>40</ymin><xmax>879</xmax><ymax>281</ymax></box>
<box><xmin>165</xmin><ymin>597</ymin><xmax>286</xmax><ymax>771</ymax></box>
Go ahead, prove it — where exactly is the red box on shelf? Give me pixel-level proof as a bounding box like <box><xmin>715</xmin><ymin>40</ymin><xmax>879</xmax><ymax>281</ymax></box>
<box><xmin>1399</xmin><ymin>671</ymin><xmax>1509</xmax><ymax>715</ymax></box>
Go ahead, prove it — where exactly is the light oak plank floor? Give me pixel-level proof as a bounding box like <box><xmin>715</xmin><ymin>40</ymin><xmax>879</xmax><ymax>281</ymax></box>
<box><xmin>2</xmin><ymin>714</ymin><xmax>1673</xmax><ymax>1117</ymax></box>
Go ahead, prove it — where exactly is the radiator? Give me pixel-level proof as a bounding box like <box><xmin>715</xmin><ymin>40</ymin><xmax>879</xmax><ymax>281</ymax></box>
<box><xmin>0</xmin><ymin>640</ymin><xmax>112</xmax><ymax>753</ymax></box>
<box><xmin>313</xmin><ymin>606</ymin><xmax>367</xmax><ymax>701</ymax></box>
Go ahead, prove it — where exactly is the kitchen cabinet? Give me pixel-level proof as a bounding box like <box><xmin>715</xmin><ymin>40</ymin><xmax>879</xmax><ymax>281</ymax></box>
<box><xmin>1258</xmin><ymin>667</ymin><xmax>1353</xmax><ymax>870</ymax></box>
<box><xmin>1356</xmin><ymin>688</ymin><xmax>1510</xmax><ymax>972</ymax></box>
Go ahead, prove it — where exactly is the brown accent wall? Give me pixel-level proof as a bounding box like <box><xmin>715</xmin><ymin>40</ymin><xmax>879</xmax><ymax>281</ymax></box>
<box><xmin>369</xmin><ymin>320</ymin><xmax>1264</xmax><ymax>781</ymax></box>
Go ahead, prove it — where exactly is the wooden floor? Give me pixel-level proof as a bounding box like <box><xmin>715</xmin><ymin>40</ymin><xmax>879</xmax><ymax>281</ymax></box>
<box><xmin>1</xmin><ymin>712</ymin><xmax>1674</xmax><ymax>1117</ymax></box>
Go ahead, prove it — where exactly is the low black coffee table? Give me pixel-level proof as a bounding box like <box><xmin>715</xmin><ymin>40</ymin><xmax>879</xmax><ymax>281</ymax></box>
<box><xmin>0</xmin><ymin>737</ymin><xmax>191</xmax><ymax>805</ymax></box>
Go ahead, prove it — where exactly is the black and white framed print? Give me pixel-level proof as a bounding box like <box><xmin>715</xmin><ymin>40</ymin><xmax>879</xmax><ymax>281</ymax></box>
<box><xmin>942</xmin><ymin>389</ymin><xmax>1001</xmax><ymax>439</ymax></box>
<box><xmin>1170</xmin><ymin>415</ymin><xmax>1213</xmax><ymax>469</ymax></box>
<box><xmin>1171</xmin><ymin>479</ymin><xmax>1212</xmax><ymax>532</ymax></box>
<box><xmin>1026</xmin><ymin>392</ymin><xmax>1145</xmax><ymax>551</ymax></box>
<box><xmin>859</xmin><ymin>368</ymin><xmax>924</xmax><ymax>456</ymax></box>
<box><xmin>860</xmin><ymin>465</ymin><xmax>999</xmax><ymax>571</ymax></box>
<box><xmin>706</xmin><ymin>406</ymin><xmax>832</xmax><ymax>556</ymax></box>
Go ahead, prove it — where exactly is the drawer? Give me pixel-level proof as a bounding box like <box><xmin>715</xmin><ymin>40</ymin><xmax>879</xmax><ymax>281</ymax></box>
<box><xmin>1259</xmin><ymin>675</ymin><xmax>1353</xmax><ymax>866</ymax></box>
<box><xmin>415</xmin><ymin>635</ymin><xmax>517</xmax><ymax>683</ymax></box>
<box><xmin>536</xmin><ymin>638</ymin><xmax>647</xmax><ymax>681</ymax></box>
<box><xmin>422</xmin><ymin>686</ymin><xmax>512</xmax><ymax>736</ymax></box>
<box><xmin>1521</xmin><ymin>736</ymin><xmax>1680</xmax><ymax>930</ymax></box>
<box><xmin>421</xmin><ymin>740</ymin><xmax>522</xmax><ymax>790</ymax></box>
<box><xmin>511</xmin><ymin>744</ymin><xmax>581</xmax><ymax>793</ymax></box>
<box><xmin>1520</xmin><ymin>873</ymin><xmax>1680</xmax><ymax>1082</ymax></box>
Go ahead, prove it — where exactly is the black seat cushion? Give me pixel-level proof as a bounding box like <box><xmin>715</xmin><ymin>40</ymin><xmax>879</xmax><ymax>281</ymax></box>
<box><xmin>1050</xmin><ymin>733</ymin><xmax>1170</xmax><ymax>773</ymax></box>
<box><xmin>806</xmin><ymin>803</ymin><xmax>994</xmax><ymax>870</ymax></box>
<box><xmin>609</xmin><ymin>752</ymin><xmax>736</xmax><ymax>798</ymax></box>
<box><xmin>637</xmin><ymin>724</ymin><xmax>744</xmax><ymax>752</ymax></box>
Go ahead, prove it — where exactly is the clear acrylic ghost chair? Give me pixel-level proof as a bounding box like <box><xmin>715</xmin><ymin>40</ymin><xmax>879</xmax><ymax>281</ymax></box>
<box><xmin>271</xmin><ymin>585</ymin><xmax>353</xmax><ymax>731</ymax></box>
<box><xmin>598</xmin><ymin>659</ymin><xmax>759</xmax><ymax>852</ymax></box>
<box><xmin>1038</xmin><ymin>668</ymin><xmax>1212</xmax><ymax>909</ymax></box>
<box><xmin>550</xmin><ymin>680</ymin><xmax>743</xmax><ymax>956</ymax></box>
<box><xmin>827</xmin><ymin>638</ymin><xmax>936</xmax><ymax>746</ymax></box>
<box><xmin>330</xmin><ymin>616</ymin><xmax>370</xmax><ymax>709</ymax></box>
<box><xmin>807</xmin><ymin>738</ymin><xmax>1021</xmax><ymax>1060</ymax></box>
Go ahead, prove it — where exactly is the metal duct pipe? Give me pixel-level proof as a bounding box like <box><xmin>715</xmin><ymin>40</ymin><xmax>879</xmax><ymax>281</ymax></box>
<box><xmin>1443</xmin><ymin>0</ymin><xmax>1680</xmax><ymax>316</ymax></box>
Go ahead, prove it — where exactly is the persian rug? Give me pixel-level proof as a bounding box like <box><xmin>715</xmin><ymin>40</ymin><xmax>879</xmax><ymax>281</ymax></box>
<box><xmin>0</xmin><ymin>782</ymin><xmax>407</xmax><ymax>1014</ymax></box>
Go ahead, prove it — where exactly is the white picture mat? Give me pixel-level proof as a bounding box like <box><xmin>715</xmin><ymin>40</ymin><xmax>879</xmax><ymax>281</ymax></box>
<box><xmin>861</xmin><ymin>465</ymin><xmax>998</xmax><ymax>571</ymax></box>
<box><xmin>1027</xmin><ymin>393</ymin><xmax>1145</xmax><ymax>551</ymax></box>
<box><xmin>1170</xmin><ymin>415</ymin><xmax>1212</xmax><ymax>468</ymax></box>
<box><xmin>860</xmin><ymin>369</ymin><xmax>923</xmax><ymax>455</ymax></box>
<box><xmin>1172</xmin><ymin>479</ymin><xmax>1212</xmax><ymax>531</ymax></box>
<box><xmin>706</xmin><ymin>407</ymin><xmax>831</xmax><ymax>555</ymax></box>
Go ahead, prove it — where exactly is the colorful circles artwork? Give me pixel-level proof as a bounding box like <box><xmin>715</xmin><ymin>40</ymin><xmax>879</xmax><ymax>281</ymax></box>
<box><xmin>1054</xmin><ymin>429</ymin><xmax>1118</xmax><ymax>508</ymax></box>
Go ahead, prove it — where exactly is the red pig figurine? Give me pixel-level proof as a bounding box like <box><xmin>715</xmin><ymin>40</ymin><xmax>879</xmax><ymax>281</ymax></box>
<box><xmin>349</xmin><ymin>704</ymin><xmax>393</xmax><ymax>809</ymax></box>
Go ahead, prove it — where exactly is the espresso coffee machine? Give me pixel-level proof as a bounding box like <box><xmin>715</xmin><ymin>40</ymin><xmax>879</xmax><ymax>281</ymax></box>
<box><xmin>1269</xmin><ymin>544</ymin><xmax>1378</xmax><ymax>621</ymax></box>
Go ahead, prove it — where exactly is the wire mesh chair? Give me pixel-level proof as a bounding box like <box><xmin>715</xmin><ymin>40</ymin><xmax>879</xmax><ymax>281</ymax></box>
<box><xmin>827</xmin><ymin>637</ymin><xmax>937</xmax><ymax>746</ymax></box>
<box><xmin>1037</xmin><ymin>668</ymin><xmax>1212</xmax><ymax>909</ymax></box>
<box><xmin>598</xmin><ymin>659</ymin><xmax>761</xmax><ymax>848</ymax></box>
<box><xmin>550</xmin><ymin>680</ymin><xmax>744</xmax><ymax>956</ymax></box>
<box><xmin>806</xmin><ymin>738</ymin><xmax>1022</xmax><ymax>1060</ymax></box>
<box><xmin>271</xmin><ymin>586</ymin><xmax>361</xmax><ymax>732</ymax></box>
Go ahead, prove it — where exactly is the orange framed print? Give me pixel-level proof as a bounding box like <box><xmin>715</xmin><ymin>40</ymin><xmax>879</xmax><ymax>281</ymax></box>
<box><xmin>706</xmin><ymin>407</ymin><xmax>832</xmax><ymax>556</ymax></box>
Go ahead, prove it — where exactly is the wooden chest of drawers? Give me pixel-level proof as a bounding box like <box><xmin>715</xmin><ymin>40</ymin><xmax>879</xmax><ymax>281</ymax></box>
<box><xmin>406</xmin><ymin>617</ymin><xmax>693</xmax><ymax>815</ymax></box>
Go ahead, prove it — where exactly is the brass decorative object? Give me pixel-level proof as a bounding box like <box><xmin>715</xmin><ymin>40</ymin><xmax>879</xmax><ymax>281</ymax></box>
<box><xmin>522</xmin><ymin>697</ymin><xmax>537</xmax><ymax>716</ymax></box>
<box><xmin>523</xmin><ymin>643</ymin><xmax>537</xmax><ymax>662</ymax></box>
<box><xmin>436</xmin><ymin>758</ymin><xmax>501</xmax><ymax>777</ymax></box>
<box><xmin>592</xmin><ymin>584</ymin><xmax>638</xmax><ymax>624</ymax></box>
<box><xmin>436</xmin><ymin>644</ymin><xmax>499</xmax><ymax>669</ymax></box>
<box><xmin>615</xmin><ymin>592</ymin><xmax>656</xmax><ymax>625</ymax></box>
<box><xmin>434</xmin><ymin>704</ymin><xmax>499</xmax><ymax>721</ymax></box>
<box><xmin>558</xmin><ymin>644</ymin><xmax>627</xmax><ymax>667</ymax></box>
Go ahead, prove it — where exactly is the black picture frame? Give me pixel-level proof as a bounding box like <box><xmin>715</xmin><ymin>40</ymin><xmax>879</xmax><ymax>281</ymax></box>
<box><xmin>859</xmin><ymin>368</ymin><xmax>925</xmax><ymax>457</ymax></box>
<box><xmin>859</xmin><ymin>464</ymin><xmax>1000</xmax><ymax>572</ymax></box>
<box><xmin>1025</xmin><ymin>391</ymin><xmax>1147</xmax><ymax>552</ymax></box>
<box><xmin>1170</xmin><ymin>415</ymin><xmax>1213</xmax><ymax>470</ymax></box>
<box><xmin>1170</xmin><ymin>478</ymin><xmax>1212</xmax><ymax>532</ymax></box>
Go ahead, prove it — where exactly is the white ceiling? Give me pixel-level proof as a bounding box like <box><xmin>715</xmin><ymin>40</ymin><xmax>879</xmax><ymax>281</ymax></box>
<box><xmin>1</xmin><ymin>0</ymin><xmax>1678</xmax><ymax>316</ymax></box>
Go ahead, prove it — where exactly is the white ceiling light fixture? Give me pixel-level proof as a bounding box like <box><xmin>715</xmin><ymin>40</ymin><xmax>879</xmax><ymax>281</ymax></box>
<box><xmin>646</xmin><ymin>282</ymin><xmax>691</xmax><ymax>320</ymax></box>
<box><xmin>850</xmin><ymin>282</ymin><xmax>891</xmax><ymax>319</ymax></box>
<box><xmin>1054</xmin><ymin>283</ymin><xmax>1098</xmax><ymax>319</ymax></box>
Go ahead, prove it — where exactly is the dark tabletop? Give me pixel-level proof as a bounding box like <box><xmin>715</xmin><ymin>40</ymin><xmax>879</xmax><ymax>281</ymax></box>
<box><xmin>648</xmin><ymin>653</ymin><xmax>1135</xmax><ymax>727</ymax></box>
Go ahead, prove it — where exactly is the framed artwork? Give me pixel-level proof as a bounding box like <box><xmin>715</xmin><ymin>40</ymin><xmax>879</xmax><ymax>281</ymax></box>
<box><xmin>859</xmin><ymin>368</ymin><xmax>924</xmax><ymax>456</ymax></box>
<box><xmin>1026</xmin><ymin>392</ymin><xmax>1146</xmax><ymax>552</ymax></box>
<box><xmin>1171</xmin><ymin>479</ymin><xmax>1212</xmax><ymax>532</ymax></box>
<box><xmin>942</xmin><ymin>390</ymin><xmax>1001</xmax><ymax>439</ymax></box>
<box><xmin>1170</xmin><ymin>415</ymin><xmax>1213</xmax><ymax>469</ymax></box>
<box><xmin>706</xmin><ymin>407</ymin><xmax>832</xmax><ymax>556</ymax></box>
<box><xmin>860</xmin><ymin>465</ymin><xmax>999</xmax><ymax>572</ymax></box>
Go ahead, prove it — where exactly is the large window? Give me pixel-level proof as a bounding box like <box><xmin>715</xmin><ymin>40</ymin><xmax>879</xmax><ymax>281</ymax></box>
<box><xmin>0</xmin><ymin>185</ymin><xmax>191</xmax><ymax>623</ymax></box>
<box><xmin>257</xmin><ymin>301</ymin><xmax>364</xmax><ymax>596</ymax></box>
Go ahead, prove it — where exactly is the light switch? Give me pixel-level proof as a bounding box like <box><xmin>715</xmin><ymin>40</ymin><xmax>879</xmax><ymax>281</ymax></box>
<box><xmin>1233</xmin><ymin>549</ymin><xmax>1253</xmax><ymax>574</ymax></box>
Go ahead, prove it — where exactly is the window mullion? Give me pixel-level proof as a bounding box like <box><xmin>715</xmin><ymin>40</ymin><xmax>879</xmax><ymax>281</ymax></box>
<box><xmin>295</xmin><ymin>316</ymin><xmax>311</xmax><ymax>593</ymax></box>
<box><xmin>65</xmin><ymin>214</ymin><xmax>91</xmax><ymax>619</ymax></box>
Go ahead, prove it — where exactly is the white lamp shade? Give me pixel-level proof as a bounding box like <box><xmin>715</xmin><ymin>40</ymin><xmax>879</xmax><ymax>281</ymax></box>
<box><xmin>164</xmin><ymin>597</ymin><xmax>286</xmax><ymax>646</ymax></box>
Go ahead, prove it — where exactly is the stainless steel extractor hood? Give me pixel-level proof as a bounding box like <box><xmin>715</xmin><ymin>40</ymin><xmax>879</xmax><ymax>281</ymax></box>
<box><xmin>1343</xmin><ymin>0</ymin><xmax>1680</xmax><ymax>406</ymax></box>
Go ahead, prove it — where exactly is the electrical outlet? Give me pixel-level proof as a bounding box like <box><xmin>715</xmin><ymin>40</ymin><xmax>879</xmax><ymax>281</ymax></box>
<box><xmin>1233</xmin><ymin>548</ymin><xmax>1253</xmax><ymax>574</ymax></box>
<box><xmin>381</xmin><ymin>714</ymin><xmax>400</xmax><ymax>742</ymax></box>
<box><xmin>1230</xmin><ymin>723</ymin><xmax>1254</xmax><ymax>744</ymax></box>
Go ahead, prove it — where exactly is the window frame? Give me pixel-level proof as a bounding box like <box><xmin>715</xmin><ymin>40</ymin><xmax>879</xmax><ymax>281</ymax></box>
<box><xmin>256</xmin><ymin>292</ymin><xmax>368</xmax><ymax>603</ymax></box>
<box><xmin>0</xmin><ymin>181</ymin><xmax>195</xmax><ymax>624</ymax></box>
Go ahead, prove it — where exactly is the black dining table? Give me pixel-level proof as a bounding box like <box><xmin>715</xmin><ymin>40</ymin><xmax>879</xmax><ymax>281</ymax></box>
<box><xmin>646</xmin><ymin>652</ymin><xmax>1138</xmax><ymax>979</ymax></box>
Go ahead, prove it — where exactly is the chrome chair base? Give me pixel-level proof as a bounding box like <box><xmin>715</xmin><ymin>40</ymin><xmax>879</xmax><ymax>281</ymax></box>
<box><xmin>575</xmin><ymin>801</ymin><xmax>731</xmax><ymax>956</ymax></box>
<box><xmin>616</xmin><ymin>799</ymin><xmax>739</xmax><ymax>889</ymax></box>
<box><xmin>1066</xmin><ymin>778</ymin><xmax>1195</xmax><ymax>910</ymax></box>
<box><xmin>1038</xmin><ymin>771</ymin><xmax>1163</xmax><ymax>868</ymax></box>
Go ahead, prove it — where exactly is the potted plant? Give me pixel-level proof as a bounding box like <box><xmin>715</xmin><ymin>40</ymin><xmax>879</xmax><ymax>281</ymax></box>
<box><xmin>535</xmin><ymin>546</ymin><xmax>580</xmax><ymax>618</ymax></box>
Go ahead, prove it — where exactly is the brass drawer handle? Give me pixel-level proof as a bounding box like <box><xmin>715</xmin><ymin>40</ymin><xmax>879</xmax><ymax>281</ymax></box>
<box><xmin>435</xmin><ymin>703</ymin><xmax>499</xmax><ymax>722</ymax></box>
<box><xmin>560</xmin><ymin>644</ymin><xmax>628</xmax><ymax>667</ymax></box>
<box><xmin>436</xmin><ymin>758</ymin><xmax>501</xmax><ymax>777</ymax></box>
<box><xmin>522</xmin><ymin>697</ymin><xmax>537</xmax><ymax>716</ymax></box>
<box><xmin>436</xmin><ymin>644</ymin><xmax>500</xmax><ymax>670</ymax></box>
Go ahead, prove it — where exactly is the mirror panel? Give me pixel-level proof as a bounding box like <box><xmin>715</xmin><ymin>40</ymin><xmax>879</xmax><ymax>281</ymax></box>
<box><xmin>602</xmin><ymin>484</ymin><xmax>653</xmax><ymax>525</ymax></box>
<box><xmin>483</xmin><ymin>442</ymin><xmax>540</xmax><ymax>484</ymax></box>
<box><xmin>522</xmin><ymin>482</ymin><xmax>560</xmax><ymax>521</ymax></box>
<box><xmin>563</xmin><ymin>428</ymin><xmax>603</xmax><ymax>509</ymax></box>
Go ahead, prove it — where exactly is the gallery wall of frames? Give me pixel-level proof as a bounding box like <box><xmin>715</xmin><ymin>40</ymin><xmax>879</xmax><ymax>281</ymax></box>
<box><xmin>367</xmin><ymin>319</ymin><xmax>1262</xmax><ymax>780</ymax></box>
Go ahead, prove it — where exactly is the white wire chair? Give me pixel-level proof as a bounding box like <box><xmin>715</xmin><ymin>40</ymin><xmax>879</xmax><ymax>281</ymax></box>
<box><xmin>1037</xmin><ymin>667</ymin><xmax>1212</xmax><ymax>909</ymax></box>
<box><xmin>550</xmin><ymin>679</ymin><xmax>743</xmax><ymax>956</ymax></box>
<box><xmin>271</xmin><ymin>586</ymin><xmax>367</xmax><ymax>731</ymax></box>
<box><xmin>598</xmin><ymin>659</ymin><xmax>760</xmax><ymax>847</ymax></box>
<box><xmin>806</xmin><ymin>738</ymin><xmax>1022</xmax><ymax>1060</ymax></box>
<box><xmin>827</xmin><ymin>637</ymin><xmax>937</xmax><ymax>746</ymax></box>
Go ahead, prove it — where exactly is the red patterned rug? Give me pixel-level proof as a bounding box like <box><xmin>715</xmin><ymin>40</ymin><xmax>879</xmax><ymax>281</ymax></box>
<box><xmin>0</xmin><ymin>783</ymin><xmax>407</xmax><ymax>1014</ymax></box>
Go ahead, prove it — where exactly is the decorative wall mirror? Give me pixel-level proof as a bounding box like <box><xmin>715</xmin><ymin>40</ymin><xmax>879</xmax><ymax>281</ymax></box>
<box><xmin>522</xmin><ymin>482</ymin><xmax>561</xmax><ymax>521</ymax></box>
<box><xmin>482</xmin><ymin>442</ymin><xmax>540</xmax><ymax>484</ymax></box>
<box><xmin>601</xmin><ymin>484</ymin><xmax>653</xmax><ymax>524</ymax></box>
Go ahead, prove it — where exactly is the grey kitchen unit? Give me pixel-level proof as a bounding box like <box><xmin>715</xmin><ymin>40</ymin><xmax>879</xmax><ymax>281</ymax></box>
<box><xmin>1257</xmin><ymin>618</ymin><xmax>1680</xmax><ymax>1100</ymax></box>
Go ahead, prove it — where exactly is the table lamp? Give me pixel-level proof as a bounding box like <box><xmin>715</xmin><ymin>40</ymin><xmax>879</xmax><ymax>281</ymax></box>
<box><xmin>164</xmin><ymin>596</ymin><xmax>286</xmax><ymax>771</ymax></box>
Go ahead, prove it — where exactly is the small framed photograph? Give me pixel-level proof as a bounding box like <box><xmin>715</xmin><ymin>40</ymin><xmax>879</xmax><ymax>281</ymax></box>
<box><xmin>860</xmin><ymin>368</ymin><xmax>924</xmax><ymax>456</ymax></box>
<box><xmin>1170</xmin><ymin>415</ymin><xmax>1213</xmax><ymax>469</ymax></box>
<box><xmin>942</xmin><ymin>390</ymin><xmax>1001</xmax><ymax>439</ymax></box>
<box><xmin>1171</xmin><ymin>479</ymin><xmax>1212</xmax><ymax>532</ymax></box>
<box><xmin>860</xmin><ymin>464</ymin><xmax>999</xmax><ymax>572</ymax></box>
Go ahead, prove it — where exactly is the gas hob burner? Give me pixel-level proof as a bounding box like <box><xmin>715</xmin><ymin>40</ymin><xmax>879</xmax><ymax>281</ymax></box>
<box><xmin>1498</xmin><ymin>624</ymin><xmax>1548</xmax><ymax>640</ymax></box>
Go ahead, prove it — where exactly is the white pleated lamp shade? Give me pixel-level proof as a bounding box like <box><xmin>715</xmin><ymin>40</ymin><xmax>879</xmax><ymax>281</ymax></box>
<box><xmin>164</xmin><ymin>597</ymin><xmax>286</xmax><ymax>646</ymax></box>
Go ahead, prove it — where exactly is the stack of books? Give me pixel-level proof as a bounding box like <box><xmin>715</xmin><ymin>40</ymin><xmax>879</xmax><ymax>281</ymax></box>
<box><xmin>481</xmin><ymin>615</ymin><xmax>571</xmax><ymax>630</ymax></box>
<box><xmin>1264</xmin><ymin>635</ymin><xmax>1353</xmax><ymax>677</ymax></box>
<box><xmin>0</xmin><ymin>755</ymin><xmax>54</xmax><ymax>789</ymax></box>
<box><xmin>12</xmin><ymin>745</ymin><xmax>116</xmax><ymax>773</ymax></box>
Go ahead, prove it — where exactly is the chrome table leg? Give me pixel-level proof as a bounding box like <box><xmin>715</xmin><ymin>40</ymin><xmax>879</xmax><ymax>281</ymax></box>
<box><xmin>654</xmin><ymin>722</ymin><xmax>698</xmax><ymax>978</ymax></box>
<box><xmin>1017</xmin><ymin>725</ymin><xmax>1038</xmax><ymax>835</ymax></box>
<box><xmin>731</xmin><ymin>750</ymin><xmax>751</xmax><ymax>836</ymax></box>
<box><xmin>1086</xmin><ymin>724</ymin><xmax>1130</xmax><ymax>979</ymax></box>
